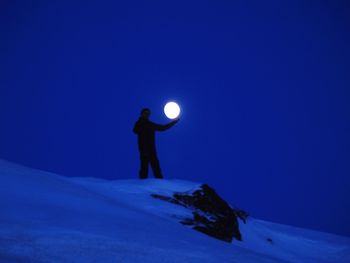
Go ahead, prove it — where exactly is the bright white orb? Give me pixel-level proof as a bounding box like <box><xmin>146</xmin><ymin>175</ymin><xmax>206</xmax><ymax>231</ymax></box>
<box><xmin>164</xmin><ymin>102</ymin><xmax>181</xmax><ymax>119</ymax></box>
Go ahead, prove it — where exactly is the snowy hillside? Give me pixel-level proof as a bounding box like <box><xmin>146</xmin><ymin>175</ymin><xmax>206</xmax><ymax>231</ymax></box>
<box><xmin>0</xmin><ymin>159</ymin><xmax>349</xmax><ymax>263</ymax></box>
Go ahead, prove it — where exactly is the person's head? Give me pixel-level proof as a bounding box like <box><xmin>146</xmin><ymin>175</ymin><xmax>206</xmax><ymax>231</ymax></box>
<box><xmin>140</xmin><ymin>108</ymin><xmax>151</xmax><ymax>119</ymax></box>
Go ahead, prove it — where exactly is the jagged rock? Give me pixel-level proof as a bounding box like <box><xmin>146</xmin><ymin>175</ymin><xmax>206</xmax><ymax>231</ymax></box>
<box><xmin>151</xmin><ymin>184</ymin><xmax>248</xmax><ymax>242</ymax></box>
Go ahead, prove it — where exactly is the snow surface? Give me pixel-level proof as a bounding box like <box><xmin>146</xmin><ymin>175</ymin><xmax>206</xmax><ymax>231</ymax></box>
<box><xmin>0</xmin><ymin>159</ymin><xmax>349</xmax><ymax>263</ymax></box>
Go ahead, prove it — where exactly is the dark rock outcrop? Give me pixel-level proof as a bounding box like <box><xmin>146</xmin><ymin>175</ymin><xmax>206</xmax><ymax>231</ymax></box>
<box><xmin>151</xmin><ymin>184</ymin><xmax>248</xmax><ymax>242</ymax></box>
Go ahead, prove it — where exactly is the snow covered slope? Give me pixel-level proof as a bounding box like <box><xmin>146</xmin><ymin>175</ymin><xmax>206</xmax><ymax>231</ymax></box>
<box><xmin>0</xmin><ymin>159</ymin><xmax>349</xmax><ymax>263</ymax></box>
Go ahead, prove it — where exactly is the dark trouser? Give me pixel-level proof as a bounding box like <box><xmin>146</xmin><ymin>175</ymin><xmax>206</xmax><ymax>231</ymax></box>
<box><xmin>139</xmin><ymin>153</ymin><xmax>163</xmax><ymax>179</ymax></box>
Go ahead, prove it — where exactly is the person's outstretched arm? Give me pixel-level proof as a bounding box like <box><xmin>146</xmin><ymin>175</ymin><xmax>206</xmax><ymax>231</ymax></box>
<box><xmin>152</xmin><ymin>119</ymin><xmax>179</xmax><ymax>131</ymax></box>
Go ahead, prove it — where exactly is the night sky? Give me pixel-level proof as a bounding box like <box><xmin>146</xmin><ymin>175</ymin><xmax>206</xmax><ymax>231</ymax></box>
<box><xmin>1</xmin><ymin>1</ymin><xmax>350</xmax><ymax>237</ymax></box>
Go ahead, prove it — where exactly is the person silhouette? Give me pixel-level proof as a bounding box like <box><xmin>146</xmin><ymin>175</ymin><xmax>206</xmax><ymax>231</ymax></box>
<box><xmin>133</xmin><ymin>108</ymin><xmax>179</xmax><ymax>179</ymax></box>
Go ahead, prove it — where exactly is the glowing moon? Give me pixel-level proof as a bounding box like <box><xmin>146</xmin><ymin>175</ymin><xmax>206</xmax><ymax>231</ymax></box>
<box><xmin>164</xmin><ymin>102</ymin><xmax>181</xmax><ymax>119</ymax></box>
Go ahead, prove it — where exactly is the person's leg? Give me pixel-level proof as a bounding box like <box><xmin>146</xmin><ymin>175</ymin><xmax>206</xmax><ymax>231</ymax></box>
<box><xmin>149</xmin><ymin>154</ymin><xmax>163</xmax><ymax>179</ymax></box>
<box><xmin>139</xmin><ymin>155</ymin><xmax>149</xmax><ymax>179</ymax></box>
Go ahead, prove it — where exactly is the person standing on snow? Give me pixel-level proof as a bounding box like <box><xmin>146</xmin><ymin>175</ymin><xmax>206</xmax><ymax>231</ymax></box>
<box><xmin>133</xmin><ymin>108</ymin><xmax>179</xmax><ymax>179</ymax></box>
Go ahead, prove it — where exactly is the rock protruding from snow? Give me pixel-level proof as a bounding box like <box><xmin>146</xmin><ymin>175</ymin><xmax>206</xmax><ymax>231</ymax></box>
<box><xmin>151</xmin><ymin>184</ymin><xmax>247</xmax><ymax>242</ymax></box>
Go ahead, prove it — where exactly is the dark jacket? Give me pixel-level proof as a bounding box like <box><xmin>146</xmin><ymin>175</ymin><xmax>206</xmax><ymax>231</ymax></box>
<box><xmin>133</xmin><ymin>117</ymin><xmax>177</xmax><ymax>155</ymax></box>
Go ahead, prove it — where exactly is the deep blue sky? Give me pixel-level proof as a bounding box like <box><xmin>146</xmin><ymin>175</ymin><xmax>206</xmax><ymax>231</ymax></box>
<box><xmin>1</xmin><ymin>1</ymin><xmax>350</xmax><ymax>237</ymax></box>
